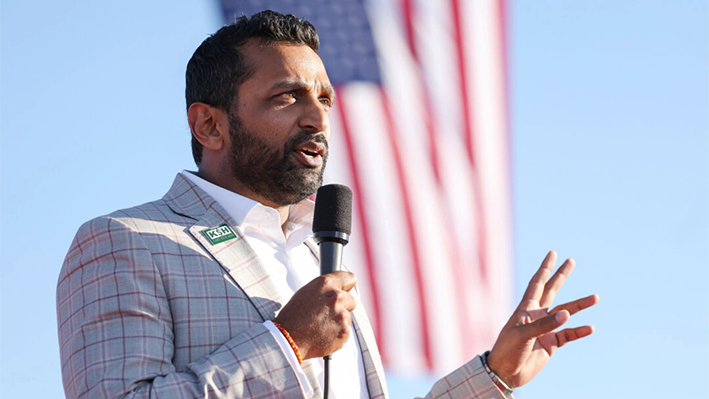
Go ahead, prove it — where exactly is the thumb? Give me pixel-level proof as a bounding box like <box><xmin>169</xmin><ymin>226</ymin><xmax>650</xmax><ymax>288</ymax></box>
<box><xmin>326</xmin><ymin>271</ymin><xmax>357</xmax><ymax>291</ymax></box>
<box><xmin>519</xmin><ymin>310</ymin><xmax>569</xmax><ymax>338</ymax></box>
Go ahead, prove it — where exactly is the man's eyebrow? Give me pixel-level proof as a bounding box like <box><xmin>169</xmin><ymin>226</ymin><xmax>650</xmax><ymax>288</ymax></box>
<box><xmin>271</xmin><ymin>78</ymin><xmax>336</xmax><ymax>101</ymax></box>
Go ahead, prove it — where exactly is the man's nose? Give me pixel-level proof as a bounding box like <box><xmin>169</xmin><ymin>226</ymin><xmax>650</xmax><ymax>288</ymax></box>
<box><xmin>298</xmin><ymin>97</ymin><xmax>330</xmax><ymax>133</ymax></box>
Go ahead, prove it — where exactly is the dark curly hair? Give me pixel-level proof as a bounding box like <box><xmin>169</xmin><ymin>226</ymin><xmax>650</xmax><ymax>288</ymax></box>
<box><xmin>185</xmin><ymin>10</ymin><xmax>320</xmax><ymax>165</ymax></box>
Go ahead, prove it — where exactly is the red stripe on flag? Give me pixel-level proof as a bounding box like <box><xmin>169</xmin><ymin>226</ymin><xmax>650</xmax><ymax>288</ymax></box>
<box><xmin>497</xmin><ymin>0</ymin><xmax>513</xmax><ymax>179</ymax></box>
<box><xmin>450</xmin><ymin>0</ymin><xmax>476</xmax><ymax>168</ymax></box>
<box><xmin>401</xmin><ymin>0</ymin><xmax>418</xmax><ymax>59</ymax></box>
<box><xmin>333</xmin><ymin>91</ymin><xmax>385</xmax><ymax>363</ymax></box>
<box><xmin>400</xmin><ymin>0</ymin><xmax>442</xmax><ymax>182</ymax></box>
<box><xmin>378</xmin><ymin>87</ymin><xmax>433</xmax><ymax>369</ymax></box>
<box><xmin>450</xmin><ymin>0</ymin><xmax>489</xmax><ymax>283</ymax></box>
<box><xmin>400</xmin><ymin>0</ymin><xmax>475</xmax><ymax>356</ymax></box>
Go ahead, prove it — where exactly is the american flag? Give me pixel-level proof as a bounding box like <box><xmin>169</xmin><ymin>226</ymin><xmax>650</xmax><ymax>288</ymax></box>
<box><xmin>220</xmin><ymin>0</ymin><xmax>513</xmax><ymax>376</ymax></box>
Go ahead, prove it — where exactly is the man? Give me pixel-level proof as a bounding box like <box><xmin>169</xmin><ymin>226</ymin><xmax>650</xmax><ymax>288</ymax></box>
<box><xmin>57</xmin><ymin>10</ymin><xmax>598</xmax><ymax>399</ymax></box>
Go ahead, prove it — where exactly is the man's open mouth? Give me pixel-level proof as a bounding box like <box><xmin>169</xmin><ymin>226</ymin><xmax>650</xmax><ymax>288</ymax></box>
<box><xmin>293</xmin><ymin>141</ymin><xmax>326</xmax><ymax>167</ymax></box>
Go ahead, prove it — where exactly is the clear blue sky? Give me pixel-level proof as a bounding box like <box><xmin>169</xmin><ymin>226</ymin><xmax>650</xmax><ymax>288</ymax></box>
<box><xmin>1</xmin><ymin>1</ymin><xmax>706</xmax><ymax>398</ymax></box>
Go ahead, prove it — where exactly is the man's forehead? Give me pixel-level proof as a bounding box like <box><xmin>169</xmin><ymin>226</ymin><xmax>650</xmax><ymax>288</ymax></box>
<box><xmin>239</xmin><ymin>41</ymin><xmax>332</xmax><ymax>91</ymax></box>
<box><xmin>242</xmin><ymin>40</ymin><xmax>326</xmax><ymax>73</ymax></box>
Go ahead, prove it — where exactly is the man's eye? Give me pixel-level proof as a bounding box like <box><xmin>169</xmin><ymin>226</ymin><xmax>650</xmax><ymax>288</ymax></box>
<box><xmin>282</xmin><ymin>92</ymin><xmax>296</xmax><ymax>99</ymax></box>
<box><xmin>320</xmin><ymin>97</ymin><xmax>332</xmax><ymax>107</ymax></box>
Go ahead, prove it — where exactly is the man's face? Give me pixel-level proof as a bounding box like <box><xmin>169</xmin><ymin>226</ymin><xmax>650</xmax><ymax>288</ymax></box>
<box><xmin>225</xmin><ymin>41</ymin><xmax>334</xmax><ymax>207</ymax></box>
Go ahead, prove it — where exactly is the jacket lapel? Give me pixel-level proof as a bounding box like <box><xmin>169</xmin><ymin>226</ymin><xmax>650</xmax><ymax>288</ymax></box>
<box><xmin>163</xmin><ymin>174</ymin><xmax>287</xmax><ymax>321</ymax></box>
<box><xmin>351</xmin><ymin>303</ymin><xmax>389</xmax><ymax>398</ymax></box>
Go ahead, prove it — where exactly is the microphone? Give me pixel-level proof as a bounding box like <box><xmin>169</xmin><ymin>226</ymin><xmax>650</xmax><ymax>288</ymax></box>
<box><xmin>312</xmin><ymin>184</ymin><xmax>352</xmax><ymax>275</ymax></box>
<box><xmin>312</xmin><ymin>184</ymin><xmax>352</xmax><ymax>399</ymax></box>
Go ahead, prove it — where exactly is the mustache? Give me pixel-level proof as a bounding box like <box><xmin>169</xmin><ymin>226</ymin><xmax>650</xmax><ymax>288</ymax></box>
<box><xmin>286</xmin><ymin>130</ymin><xmax>329</xmax><ymax>151</ymax></box>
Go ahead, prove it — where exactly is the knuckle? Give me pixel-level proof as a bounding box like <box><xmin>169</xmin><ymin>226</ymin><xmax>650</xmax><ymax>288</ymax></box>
<box><xmin>323</xmin><ymin>290</ymin><xmax>338</xmax><ymax>306</ymax></box>
<box><xmin>320</xmin><ymin>273</ymin><xmax>335</xmax><ymax>286</ymax></box>
<box><xmin>313</xmin><ymin>275</ymin><xmax>330</xmax><ymax>291</ymax></box>
<box><xmin>341</xmin><ymin>310</ymin><xmax>352</xmax><ymax>324</ymax></box>
<box><xmin>331</xmin><ymin>290</ymin><xmax>345</xmax><ymax>303</ymax></box>
<box><xmin>333</xmin><ymin>310</ymin><xmax>346</xmax><ymax>323</ymax></box>
<box><xmin>332</xmin><ymin>308</ymin><xmax>352</xmax><ymax>328</ymax></box>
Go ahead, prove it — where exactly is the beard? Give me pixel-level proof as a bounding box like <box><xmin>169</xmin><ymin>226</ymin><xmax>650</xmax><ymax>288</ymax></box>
<box><xmin>227</xmin><ymin>113</ymin><xmax>328</xmax><ymax>206</ymax></box>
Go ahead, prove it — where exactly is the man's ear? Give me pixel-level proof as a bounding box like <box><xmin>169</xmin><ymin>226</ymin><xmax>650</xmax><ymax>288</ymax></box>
<box><xmin>187</xmin><ymin>102</ymin><xmax>228</xmax><ymax>151</ymax></box>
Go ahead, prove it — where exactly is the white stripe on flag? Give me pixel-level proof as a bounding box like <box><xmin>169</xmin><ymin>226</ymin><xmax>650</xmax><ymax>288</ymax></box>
<box><xmin>322</xmin><ymin>0</ymin><xmax>513</xmax><ymax>375</ymax></box>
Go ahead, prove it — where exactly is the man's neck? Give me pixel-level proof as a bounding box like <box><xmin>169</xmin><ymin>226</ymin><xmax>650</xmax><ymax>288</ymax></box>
<box><xmin>192</xmin><ymin>169</ymin><xmax>291</xmax><ymax>228</ymax></box>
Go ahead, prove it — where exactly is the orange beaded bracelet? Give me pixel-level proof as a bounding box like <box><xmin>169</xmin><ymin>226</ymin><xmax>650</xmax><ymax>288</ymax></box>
<box><xmin>273</xmin><ymin>322</ymin><xmax>303</xmax><ymax>365</ymax></box>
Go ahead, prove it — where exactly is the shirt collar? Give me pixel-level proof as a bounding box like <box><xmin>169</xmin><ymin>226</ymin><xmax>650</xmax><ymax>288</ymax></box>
<box><xmin>181</xmin><ymin>170</ymin><xmax>315</xmax><ymax>232</ymax></box>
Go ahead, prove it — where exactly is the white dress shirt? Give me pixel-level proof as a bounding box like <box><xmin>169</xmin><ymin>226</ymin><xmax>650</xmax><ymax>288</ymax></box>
<box><xmin>182</xmin><ymin>171</ymin><xmax>368</xmax><ymax>399</ymax></box>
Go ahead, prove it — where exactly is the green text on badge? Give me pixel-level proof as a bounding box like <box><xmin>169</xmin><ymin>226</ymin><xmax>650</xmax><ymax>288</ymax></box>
<box><xmin>203</xmin><ymin>224</ymin><xmax>237</xmax><ymax>245</ymax></box>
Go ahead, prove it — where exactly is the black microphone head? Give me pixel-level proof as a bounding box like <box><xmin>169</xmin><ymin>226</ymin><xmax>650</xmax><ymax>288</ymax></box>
<box><xmin>313</xmin><ymin>184</ymin><xmax>352</xmax><ymax>235</ymax></box>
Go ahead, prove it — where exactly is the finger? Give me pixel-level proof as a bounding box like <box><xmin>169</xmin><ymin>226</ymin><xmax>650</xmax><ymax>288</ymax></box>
<box><xmin>322</xmin><ymin>282</ymin><xmax>358</xmax><ymax>310</ymax></box>
<box><xmin>518</xmin><ymin>309</ymin><xmax>569</xmax><ymax>339</ymax></box>
<box><xmin>550</xmin><ymin>294</ymin><xmax>599</xmax><ymax>316</ymax></box>
<box><xmin>339</xmin><ymin>290</ymin><xmax>357</xmax><ymax>312</ymax></box>
<box><xmin>332</xmin><ymin>304</ymin><xmax>354</xmax><ymax>328</ymax></box>
<box><xmin>539</xmin><ymin>258</ymin><xmax>575</xmax><ymax>308</ymax></box>
<box><xmin>322</xmin><ymin>271</ymin><xmax>358</xmax><ymax>291</ymax></box>
<box><xmin>554</xmin><ymin>325</ymin><xmax>595</xmax><ymax>349</ymax></box>
<box><xmin>520</xmin><ymin>250</ymin><xmax>558</xmax><ymax>305</ymax></box>
<box><xmin>330</xmin><ymin>313</ymin><xmax>353</xmax><ymax>352</ymax></box>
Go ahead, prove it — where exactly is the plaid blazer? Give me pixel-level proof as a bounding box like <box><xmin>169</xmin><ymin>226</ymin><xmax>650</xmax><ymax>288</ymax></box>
<box><xmin>57</xmin><ymin>174</ymin><xmax>508</xmax><ymax>399</ymax></box>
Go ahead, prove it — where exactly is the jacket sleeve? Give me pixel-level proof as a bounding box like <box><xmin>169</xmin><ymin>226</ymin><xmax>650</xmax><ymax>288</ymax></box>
<box><xmin>56</xmin><ymin>216</ymin><xmax>307</xmax><ymax>399</ymax></box>
<box><xmin>419</xmin><ymin>356</ymin><xmax>512</xmax><ymax>399</ymax></box>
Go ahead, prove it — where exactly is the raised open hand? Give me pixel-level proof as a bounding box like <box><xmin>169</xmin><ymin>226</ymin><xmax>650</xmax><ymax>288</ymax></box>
<box><xmin>486</xmin><ymin>251</ymin><xmax>599</xmax><ymax>389</ymax></box>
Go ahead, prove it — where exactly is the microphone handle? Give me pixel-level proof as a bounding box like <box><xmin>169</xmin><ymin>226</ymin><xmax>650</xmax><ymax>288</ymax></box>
<box><xmin>319</xmin><ymin>240</ymin><xmax>345</xmax><ymax>399</ymax></box>
<box><xmin>319</xmin><ymin>241</ymin><xmax>344</xmax><ymax>275</ymax></box>
<box><xmin>315</xmin><ymin>233</ymin><xmax>349</xmax><ymax>399</ymax></box>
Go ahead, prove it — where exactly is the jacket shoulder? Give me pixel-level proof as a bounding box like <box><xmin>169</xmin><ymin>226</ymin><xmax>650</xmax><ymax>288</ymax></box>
<box><xmin>62</xmin><ymin>198</ymin><xmax>193</xmax><ymax>266</ymax></box>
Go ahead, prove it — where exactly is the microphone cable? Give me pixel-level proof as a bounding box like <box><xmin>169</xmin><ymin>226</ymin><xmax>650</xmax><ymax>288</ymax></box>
<box><xmin>323</xmin><ymin>354</ymin><xmax>331</xmax><ymax>399</ymax></box>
